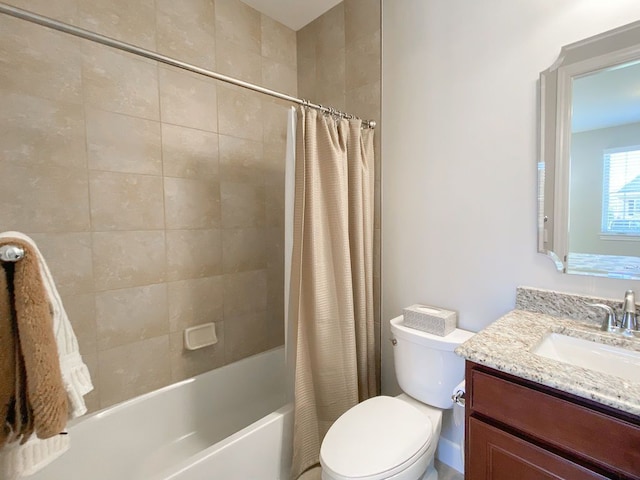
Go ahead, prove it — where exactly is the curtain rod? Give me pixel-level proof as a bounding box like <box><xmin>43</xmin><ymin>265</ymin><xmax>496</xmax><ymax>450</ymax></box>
<box><xmin>0</xmin><ymin>3</ymin><xmax>376</xmax><ymax>129</ymax></box>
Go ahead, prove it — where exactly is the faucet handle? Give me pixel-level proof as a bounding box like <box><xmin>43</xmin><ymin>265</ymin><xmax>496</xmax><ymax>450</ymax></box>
<box><xmin>587</xmin><ymin>303</ymin><xmax>618</xmax><ymax>332</ymax></box>
<box><xmin>621</xmin><ymin>290</ymin><xmax>637</xmax><ymax>332</ymax></box>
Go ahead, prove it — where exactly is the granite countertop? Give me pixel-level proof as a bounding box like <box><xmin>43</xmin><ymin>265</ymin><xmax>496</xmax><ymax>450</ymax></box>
<box><xmin>455</xmin><ymin>291</ymin><xmax>640</xmax><ymax>417</ymax></box>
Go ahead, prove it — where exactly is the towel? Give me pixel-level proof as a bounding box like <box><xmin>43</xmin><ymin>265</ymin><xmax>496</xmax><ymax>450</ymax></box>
<box><xmin>0</xmin><ymin>232</ymin><xmax>93</xmax><ymax>417</ymax></box>
<box><xmin>0</xmin><ymin>239</ymin><xmax>68</xmax><ymax>443</ymax></box>
<box><xmin>0</xmin><ymin>232</ymin><xmax>94</xmax><ymax>478</ymax></box>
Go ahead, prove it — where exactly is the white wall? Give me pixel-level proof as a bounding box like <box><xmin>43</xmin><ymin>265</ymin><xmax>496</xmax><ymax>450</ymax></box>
<box><xmin>381</xmin><ymin>0</ymin><xmax>640</xmax><ymax>400</ymax></box>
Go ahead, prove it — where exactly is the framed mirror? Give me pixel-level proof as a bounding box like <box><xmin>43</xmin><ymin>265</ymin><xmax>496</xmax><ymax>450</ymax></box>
<box><xmin>539</xmin><ymin>20</ymin><xmax>640</xmax><ymax>279</ymax></box>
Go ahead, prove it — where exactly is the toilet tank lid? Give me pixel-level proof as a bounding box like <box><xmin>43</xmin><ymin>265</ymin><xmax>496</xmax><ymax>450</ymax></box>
<box><xmin>320</xmin><ymin>396</ymin><xmax>432</xmax><ymax>480</ymax></box>
<box><xmin>390</xmin><ymin>316</ymin><xmax>474</xmax><ymax>350</ymax></box>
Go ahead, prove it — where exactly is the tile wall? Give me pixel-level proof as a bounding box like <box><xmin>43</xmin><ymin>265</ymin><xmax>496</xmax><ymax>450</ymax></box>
<box><xmin>0</xmin><ymin>0</ymin><xmax>296</xmax><ymax>410</ymax></box>
<box><xmin>297</xmin><ymin>0</ymin><xmax>382</xmax><ymax>387</ymax></box>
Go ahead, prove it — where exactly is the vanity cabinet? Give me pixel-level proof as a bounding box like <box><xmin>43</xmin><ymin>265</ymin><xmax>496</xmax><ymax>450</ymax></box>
<box><xmin>465</xmin><ymin>362</ymin><xmax>640</xmax><ymax>480</ymax></box>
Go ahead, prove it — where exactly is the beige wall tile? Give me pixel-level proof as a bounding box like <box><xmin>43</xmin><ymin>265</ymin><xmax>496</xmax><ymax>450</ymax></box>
<box><xmin>261</xmin><ymin>14</ymin><xmax>297</xmax><ymax>67</ymax></box>
<box><xmin>0</xmin><ymin>92</ymin><xmax>86</xmax><ymax>169</ymax></box>
<box><xmin>316</xmin><ymin>47</ymin><xmax>346</xmax><ymax>110</ymax></box>
<box><xmin>82</xmin><ymin>43</ymin><xmax>159</xmax><ymax>120</ymax></box>
<box><xmin>164</xmin><ymin>177</ymin><xmax>220</xmax><ymax>229</ymax></box>
<box><xmin>92</xmin><ymin>231</ymin><xmax>166</xmax><ymax>290</ymax></box>
<box><xmin>218</xmin><ymin>135</ymin><xmax>264</xmax><ymax>184</ymax></box>
<box><xmin>316</xmin><ymin>3</ymin><xmax>345</xmax><ymax>57</ymax></box>
<box><xmin>266</xmin><ymin>307</ymin><xmax>285</xmax><ymax>350</ymax></box>
<box><xmin>220</xmin><ymin>182</ymin><xmax>265</xmax><ymax>228</ymax></box>
<box><xmin>222</xmin><ymin>228</ymin><xmax>267</xmax><ymax>273</ymax></box>
<box><xmin>29</xmin><ymin>233</ymin><xmax>94</xmax><ymax>296</ymax></box>
<box><xmin>169</xmin><ymin>328</ymin><xmax>225</xmax><ymax>382</ymax></box>
<box><xmin>0</xmin><ymin>162</ymin><xmax>90</xmax><ymax>233</ymax></box>
<box><xmin>3</xmin><ymin>0</ymin><xmax>78</xmax><ymax>23</ymax></box>
<box><xmin>97</xmin><ymin>335</ymin><xmax>171</xmax><ymax>408</ymax></box>
<box><xmin>0</xmin><ymin>0</ymin><xmax>308</xmax><ymax>406</ymax></box>
<box><xmin>162</xmin><ymin>124</ymin><xmax>219</xmax><ymax>179</ymax></box>
<box><xmin>222</xmin><ymin>269</ymin><xmax>267</xmax><ymax>317</ymax></box>
<box><xmin>296</xmin><ymin>22</ymin><xmax>318</xmax><ymax>65</ymax></box>
<box><xmin>156</xmin><ymin>0</ymin><xmax>216</xmax><ymax>70</ymax></box>
<box><xmin>95</xmin><ymin>283</ymin><xmax>169</xmax><ymax>350</ymax></box>
<box><xmin>159</xmin><ymin>67</ymin><xmax>218</xmax><ymax>132</ymax></box>
<box><xmin>166</xmin><ymin>229</ymin><xmax>222</xmax><ymax>281</ymax></box>
<box><xmin>296</xmin><ymin>54</ymin><xmax>317</xmax><ymax>102</ymax></box>
<box><xmin>77</xmin><ymin>0</ymin><xmax>156</xmax><ymax>50</ymax></box>
<box><xmin>86</xmin><ymin>108</ymin><xmax>162</xmax><ymax>175</ymax></box>
<box><xmin>345</xmin><ymin>80</ymin><xmax>381</xmax><ymax>123</ymax></box>
<box><xmin>296</xmin><ymin>23</ymin><xmax>317</xmax><ymax>101</ymax></box>
<box><xmin>89</xmin><ymin>171</ymin><xmax>165</xmax><ymax>231</ymax></box>
<box><xmin>215</xmin><ymin>0</ymin><xmax>261</xmax><ymax>54</ymax></box>
<box><xmin>345</xmin><ymin>0</ymin><xmax>381</xmax><ymax>44</ymax></box>
<box><xmin>168</xmin><ymin>276</ymin><xmax>224</xmax><ymax>332</ymax></box>
<box><xmin>266</xmin><ymin>226</ymin><xmax>284</xmax><ymax>342</ymax></box>
<box><xmin>265</xmin><ymin>226</ymin><xmax>284</xmax><ymax>274</ymax></box>
<box><xmin>261</xmin><ymin>57</ymin><xmax>297</xmax><ymax>97</ymax></box>
<box><xmin>262</xmin><ymin>101</ymin><xmax>290</xmax><ymax>145</ymax></box>
<box><xmin>263</xmin><ymin>139</ymin><xmax>286</xmax><ymax>185</ymax></box>
<box><xmin>61</xmin><ymin>293</ymin><xmax>98</xmax><ymax>355</ymax></box>
<box><xmin>345</xmin><ymin>30</ymin><xmax>381</xmax><ymax>91</ymax></box>
<box><xmin>265</xmin><ymin>175</ymin><xmax>285</xmax><ymax>228</ymax></box>
<box><xmin>224</xmin><ymin>311</ymin><xmax>267</xmax><ymax>363</ymax></box>
<box><xmin>215</xmin><ymin>40</ymin><xmax>262</xmax><ymax>85</ymax></box>
<box><xmin>217</xmin><ymin>86</ymin><xmax>263</xmax><ymax>141</ymax></box>
<box><xmin>315</xmin><ymin>89</ymin><xmax>346</xmax><ymax>113</ymax></box>
<box><xmin>0</xmin><ymin>16</ymin><xmax>82</xmax><ymax>104</ymax></box>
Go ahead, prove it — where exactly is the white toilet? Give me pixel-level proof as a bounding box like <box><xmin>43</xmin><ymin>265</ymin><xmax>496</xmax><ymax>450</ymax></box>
<box><xmin>320</xmin><ymin>315</ymin><xmax>474</xmax><ymax>480</ymax></box>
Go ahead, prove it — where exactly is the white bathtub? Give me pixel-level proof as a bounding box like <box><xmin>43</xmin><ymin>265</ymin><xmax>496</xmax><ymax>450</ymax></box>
<box><xmin>30</xmin><ymin>347</ymin><xmax>292</xmax><ymax>480</ymax></box>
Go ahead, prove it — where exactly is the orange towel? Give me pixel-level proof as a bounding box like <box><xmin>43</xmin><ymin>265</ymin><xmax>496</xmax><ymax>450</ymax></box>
<box><xmin>0</xmin><ymin>239</ymin><xmax>67</xmax><ymax>446</ymax></box>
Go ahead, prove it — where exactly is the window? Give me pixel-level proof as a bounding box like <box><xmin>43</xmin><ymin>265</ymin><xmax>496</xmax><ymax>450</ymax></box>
<box><xmin>602</xmin><ymin>147</ymin><xmax>640</xmax><ymax>235</ymax></box>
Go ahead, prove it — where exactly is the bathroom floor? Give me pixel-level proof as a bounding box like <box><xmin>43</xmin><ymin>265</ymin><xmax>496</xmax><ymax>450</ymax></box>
<box><xmin>297</xmin><ymin>460</ymin><xmax>464</xmax><ymax>480</ymax></box>
<box><xmin>435</xmin><ymin>459</ymin><xmax>465</xmax><ymax>480</ymax></box>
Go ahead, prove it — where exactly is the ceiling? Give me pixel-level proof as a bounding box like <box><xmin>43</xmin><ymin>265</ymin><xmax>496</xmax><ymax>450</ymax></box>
<box><xmin>242</xmin><ymin>0</ymin><xmax>342</xmax><ymax>30</ymax></box>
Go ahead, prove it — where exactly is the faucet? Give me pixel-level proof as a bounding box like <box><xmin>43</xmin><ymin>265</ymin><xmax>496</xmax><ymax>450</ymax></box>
<box><xmin>588</xmin><ymin>303</ymin><xmax>618</xmax><ymax>333</ymax></box>
<box><xmin>588</xmin><ymin>289</ymin><xmax>638</xmax><ymax>337</ymax></box>
<box><xmin>620</xmin><ymin>290</ymin><xmax>637</xmax><ymax>334</ymax></box>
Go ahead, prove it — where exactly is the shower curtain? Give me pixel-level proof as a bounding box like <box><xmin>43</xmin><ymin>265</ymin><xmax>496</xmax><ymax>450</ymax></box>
<box><xmin>289</xmin><ymin>107</ymin><xmax>377</xmax><ymax>479</ymax></box>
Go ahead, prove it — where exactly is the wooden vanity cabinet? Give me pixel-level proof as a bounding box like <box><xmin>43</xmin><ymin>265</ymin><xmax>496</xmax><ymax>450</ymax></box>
<box><xmin>465</xmin><ymin>361</ymin><xmax>640</xmax><ymax>480</ymax></box>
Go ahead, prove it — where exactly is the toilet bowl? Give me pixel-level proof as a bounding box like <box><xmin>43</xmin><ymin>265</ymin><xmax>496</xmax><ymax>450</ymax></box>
<box><xmin>320</xmin><ymin>316</ymin><xmax>473</xmax><ymax>480</ymax></box>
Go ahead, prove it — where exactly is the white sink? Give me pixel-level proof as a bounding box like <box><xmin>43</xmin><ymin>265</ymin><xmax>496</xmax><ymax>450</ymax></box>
<box><xmin>532</xmin><ymin>333</ymin><xmax>640</xmax><ymax>383</ymax></box>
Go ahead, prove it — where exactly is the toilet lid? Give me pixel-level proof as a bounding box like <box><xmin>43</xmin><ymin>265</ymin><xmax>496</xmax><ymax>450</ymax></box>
<box><xmin>320</xmin><ymin>396</ymin><xmax>432</xmax><ymax>480</ymax></box>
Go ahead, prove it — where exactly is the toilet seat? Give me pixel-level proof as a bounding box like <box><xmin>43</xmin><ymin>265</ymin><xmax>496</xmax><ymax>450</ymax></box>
<box><xmin>320</xmin><ymin>396</ymin><xmax>433</xmax><ymax>480</ymax></box>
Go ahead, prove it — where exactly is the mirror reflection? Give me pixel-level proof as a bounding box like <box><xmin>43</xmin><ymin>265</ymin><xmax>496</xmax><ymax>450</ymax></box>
<box><xmin>538</xmin><ymin>20</ymin><xmax>640</xmax><ymax>279</ymax></box>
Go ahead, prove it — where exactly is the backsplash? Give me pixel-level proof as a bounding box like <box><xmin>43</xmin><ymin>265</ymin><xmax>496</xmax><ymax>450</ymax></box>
<box><xmin>516</xmin><ymin>286</ymin><xmax>638</xmax><ymax>324</ymax></box>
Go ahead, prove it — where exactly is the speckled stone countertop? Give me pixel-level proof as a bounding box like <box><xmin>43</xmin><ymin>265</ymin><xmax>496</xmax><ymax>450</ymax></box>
<box><xmin>455</xmin><ymin>287</ymin><xmax>640</xmax><ymax>417</ymax></box>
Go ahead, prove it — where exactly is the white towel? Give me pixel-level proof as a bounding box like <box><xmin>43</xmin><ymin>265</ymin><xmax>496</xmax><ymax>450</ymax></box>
<box><xmin>0</xmin><ymin>231</ymin><xmax>94</xmax><ymax>478</ymax></box>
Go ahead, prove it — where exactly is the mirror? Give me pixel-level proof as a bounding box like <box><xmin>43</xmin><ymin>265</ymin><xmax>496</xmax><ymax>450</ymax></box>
<box><xmin>539</xmin><ymin>20</ymin><xmax>640</xmax><ymax>280</ymax></box>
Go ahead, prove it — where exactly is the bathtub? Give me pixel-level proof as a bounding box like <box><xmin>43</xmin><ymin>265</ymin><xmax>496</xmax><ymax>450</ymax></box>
<box><xmin>30</xmin><ymin>347</ymin><xmax>292</xmax><ymax>480</ymax></box>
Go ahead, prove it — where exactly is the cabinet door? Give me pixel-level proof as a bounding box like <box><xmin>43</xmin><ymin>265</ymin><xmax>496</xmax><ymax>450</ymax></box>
<box><xmin>467</xmin><ymin>417</ymin><xmax>608</xmax><ymax>480</ymax></box>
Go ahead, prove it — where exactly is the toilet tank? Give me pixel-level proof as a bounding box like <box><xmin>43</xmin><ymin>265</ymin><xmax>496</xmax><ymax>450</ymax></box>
<box><xmin>390</xmin><ymin>316</ymin><xmax>474</xmax><ymax>409</ymax></box>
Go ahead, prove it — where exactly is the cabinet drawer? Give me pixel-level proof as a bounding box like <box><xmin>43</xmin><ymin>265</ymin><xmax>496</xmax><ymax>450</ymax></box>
<box><xmin>469</xmin><ymin>369</ymin><xmax>640</xmax><ymax>478</ymax></box>
<box><xmin>468</xmin><ymin>417</ymin><xmax>608</xmax><ymax>480</ymax></box>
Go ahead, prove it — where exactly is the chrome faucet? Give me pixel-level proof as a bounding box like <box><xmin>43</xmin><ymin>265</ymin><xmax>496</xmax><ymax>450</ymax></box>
<box><xmin>588</xmin><ymin>303</ymin><xmax>619</xmax><ymax>333</ymax></box>
<box><xmin>620</xmin><ymin>290</ymin><xmax>637</xmax><ymax>334</ymax></box>
<box><xmin>588</xmin><ymin>289</ymin><xmax>638</xmax><ymax>337</ymax></box>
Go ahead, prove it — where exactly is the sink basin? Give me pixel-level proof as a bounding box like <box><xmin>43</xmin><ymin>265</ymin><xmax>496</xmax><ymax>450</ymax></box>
<box><xmin>532</xmin><ymin>333</ymin><xmax>640</xmax><ymax>383</ymax></box>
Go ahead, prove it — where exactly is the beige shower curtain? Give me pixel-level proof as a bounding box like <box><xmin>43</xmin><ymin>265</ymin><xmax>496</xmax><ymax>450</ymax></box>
<box><xmin>289</xmin><ymin>107</ymin><xmax>377</xmax><ymax>479</ymax></box>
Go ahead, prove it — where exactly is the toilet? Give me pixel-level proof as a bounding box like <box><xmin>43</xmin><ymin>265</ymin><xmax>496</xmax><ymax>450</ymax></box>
<box><xmin>320</xmin><ymin>315</ymin><xmax>474</xmax><ymax>480</ymax></box>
